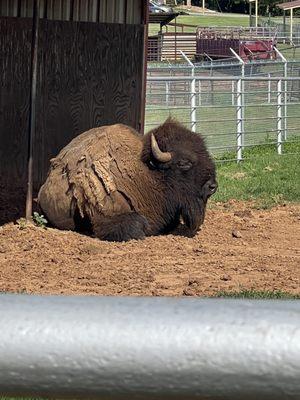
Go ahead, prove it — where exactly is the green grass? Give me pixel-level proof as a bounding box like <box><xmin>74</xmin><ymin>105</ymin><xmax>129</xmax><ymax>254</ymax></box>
<box><xmin>215</xmin><ymin>289</ymin><xmax>300</xmax><ymax>299</ymax></box>
<box><xmin>213</xmin><ymin>140</ymin><xmax>300</xmax><ymax>208</ymax></box>
<box><xmin>172</xmin><ymin>14</ymin><xmax>249</xmax><ymax>28</ymax></box>
<box><xmin>148</xmin><ymin>13</ymin><xmax>249</xmax><ymax>36</ymax></box>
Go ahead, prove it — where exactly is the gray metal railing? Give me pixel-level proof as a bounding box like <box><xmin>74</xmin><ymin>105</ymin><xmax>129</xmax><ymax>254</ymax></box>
<box><xmin>0</xmin><ymin>295</ymin><xmax>300</xmax><ymax>399</ymax></box>
<box><xmin>146</xmin><ymin>75</ymin><xmax>300</xmax><ymax>162</ymax></box>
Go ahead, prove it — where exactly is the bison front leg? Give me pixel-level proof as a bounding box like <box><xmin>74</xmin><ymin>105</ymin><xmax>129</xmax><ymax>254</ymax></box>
<box><xmin>92</xmin><ymin>212</ymin><xmax>149</xmax><ymax>242</ymax></box>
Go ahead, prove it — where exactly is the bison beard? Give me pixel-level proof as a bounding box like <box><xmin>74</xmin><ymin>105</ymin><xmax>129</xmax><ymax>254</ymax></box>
<box><xmin>38</xmin><ymin>118</ymin><xmax>217</xmax><ymax>242</ymax></box>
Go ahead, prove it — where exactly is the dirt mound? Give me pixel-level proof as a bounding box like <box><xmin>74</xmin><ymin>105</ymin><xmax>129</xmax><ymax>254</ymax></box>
<box><xmin>0</xmin><ymin>201</ymin><xmax>299</xmax><ymax>296</ymax></box>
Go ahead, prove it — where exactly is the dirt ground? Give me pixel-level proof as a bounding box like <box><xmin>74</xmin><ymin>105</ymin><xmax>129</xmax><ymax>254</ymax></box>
<box><xmin>0</xmin><ymin>201</ymin><xmax>299</xmax><ymax>296</ymax></box>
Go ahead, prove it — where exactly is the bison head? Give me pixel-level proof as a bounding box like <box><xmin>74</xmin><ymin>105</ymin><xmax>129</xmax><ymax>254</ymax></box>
<box><xmin>142</xmin><ymin>118</ymin><xmax>217</xmax><ymax>235</ymax></box>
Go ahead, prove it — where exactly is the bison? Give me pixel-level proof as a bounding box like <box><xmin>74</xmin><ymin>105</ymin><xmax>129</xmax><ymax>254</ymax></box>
<box><xmin>38</xmin><ymin>118</ymin><xmax>217</xmax><ymax>242</ymax></box>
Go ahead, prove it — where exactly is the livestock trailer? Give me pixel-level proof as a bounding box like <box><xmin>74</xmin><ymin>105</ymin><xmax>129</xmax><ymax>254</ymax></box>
<box><xmin>196</xmin><ymin>27</ymin><xmax>277</xmax><ymax>62</ymax></box>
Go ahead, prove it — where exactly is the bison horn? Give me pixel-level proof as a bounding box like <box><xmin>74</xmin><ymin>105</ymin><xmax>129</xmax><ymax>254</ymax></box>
<box><xmin>151</xmin><ymin>134</ymin><xmax>172</xmax><ymax>163</ymax></box>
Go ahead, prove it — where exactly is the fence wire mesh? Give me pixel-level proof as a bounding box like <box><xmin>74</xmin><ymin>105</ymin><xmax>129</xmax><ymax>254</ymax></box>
<box><xmin>259</xmin><ymin>17</ymin><xmax>300</xmax><ymax>45</ymax></box>
<box><xmin>145</xmin><ymin>70</ymin><xmax>300</xmax><ymax>162</ymax></box>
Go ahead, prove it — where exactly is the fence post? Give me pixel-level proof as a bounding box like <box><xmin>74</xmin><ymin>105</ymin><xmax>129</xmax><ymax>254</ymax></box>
<box><xmin>180</xmin><ymin>50</ymin><xmax>197</xmax><ymax>133</ymax></box>
<box><xmin>191</xmin><ymin>67</ymin><xmax>196</xmax><ymax>132</ymax></box>
<box><xmin>198</xmin><ymin>80</ymin><xmax>202</xmax><ymax>106</ymax></box>
<box><xmin>230</xmin><ymin>48</ymin><xmax>245</xmax><ymax>147</ymax></box>
<box><xmin>236</xmin><ymin>78</ymin><xmax>243</xmax><ymax>162</ymax></box>
<box><xmin>274</xmin><ymin>47</ymin><xmax>288</xmax><ymax>141</ymax></box>
<box><xmin>277</xmin><ymin>79</ymin><xmax>283</xmax><ymax>155</ymax></box>
<box><xmin>284</xmin><ymin>62</ymin><xmax>288</xmax><ymax>141</ymax></box>
<box><xmin>268</xmin><ymin>73</ymin><xmax>271</xmax><ymax>103</ymax></box>
<box><xmin>241</xmin><ymin>64</ymin><xmax>245</xmax><ymax>147</ymax></box>
<box><xmin>290</xmin><ymin>8</ymin><xmax>293</xmax><ymax>44</ymax></box>
<box><xmin>210</xmin><ymin>71</ymin><xmax>214</xmax><ymax>106</ymax></box>
<box><xmin>165</xmin><ymin>81</ymin><xmax>170</xmax><ymax>106</ymax></box>
<box><xmin>231</xmin><ymin>80</ymin><xmax>235</xmax><ymax>106</ymax></box>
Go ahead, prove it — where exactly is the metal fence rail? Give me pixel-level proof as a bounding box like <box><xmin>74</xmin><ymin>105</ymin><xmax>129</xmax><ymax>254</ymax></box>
<box><xmin>1</xmin><ymin>295</ymin><xmax>300</xmax><ymax>399</ymax></box>
<box><xmin>146</xmin><ymin>75</ymin><xmax>300</xmax><ymax>162</ymax></box>
<box><xmin>259</xmin><ymin>17</ymin><xmax>300</xmax><ymax>45</ymax></box>
<box><xmin>148</xmin><ymin>57</ymin><xmax>300</xmax><ymax>79</ymax></box>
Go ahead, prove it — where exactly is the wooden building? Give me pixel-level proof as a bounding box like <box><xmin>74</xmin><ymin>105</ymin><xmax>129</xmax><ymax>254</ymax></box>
<box><xmin>0</xmin><ymin>0</ymin><xmax>148</xmax><ymax>224</ymax></box>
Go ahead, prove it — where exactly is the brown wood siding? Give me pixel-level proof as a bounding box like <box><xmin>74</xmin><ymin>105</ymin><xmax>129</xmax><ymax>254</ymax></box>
<box><xmin>0</xmin><ymin>17</ymin><xmax>32</xmax><ymax>223</ymax></box>
<box><xmin>34</xmin><ymin>19</ymin><xmax>144</xmax><ymax>187</ymax></box>
<box><xmin>0</xmin><ymin>16</ymin><xmax>145</xmax><ymax>223</ymax></box>
<box><xmin>0</xmin><ymin>17</ymin><xmax>31</xmax><ymax>186</ymax></box>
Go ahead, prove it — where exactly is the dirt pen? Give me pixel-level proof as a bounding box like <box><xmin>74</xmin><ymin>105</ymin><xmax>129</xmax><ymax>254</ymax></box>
<box><xmin>0</xmin><ymin>3</ymin><xmax>299</xmax><ymax>299</ymax></box>
<box><xmin>0</xmin><ymin>201</ymin><xmax>299</xmax><ymax>296</ymax></box>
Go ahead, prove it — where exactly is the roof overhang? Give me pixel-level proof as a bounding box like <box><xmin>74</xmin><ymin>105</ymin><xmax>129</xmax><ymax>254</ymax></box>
<box><xmin>277</xmin><ymin>0</ymin><xmax>300</xmax><ymax>10</ymax></box>
<box><xmin>149</xmin><ymin>12</ymin><xmax>180</xmax><ymax>27</ymax></box>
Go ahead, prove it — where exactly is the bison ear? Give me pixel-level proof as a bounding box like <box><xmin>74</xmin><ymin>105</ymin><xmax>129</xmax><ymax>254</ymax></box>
<box><xmin>177</xmin><ymin>159</ymin><xmax>193</xmax><ymax>171</ymax></box>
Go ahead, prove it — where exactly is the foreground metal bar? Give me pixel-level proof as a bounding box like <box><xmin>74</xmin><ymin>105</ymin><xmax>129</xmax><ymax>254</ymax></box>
<box><xmin>0</xmin><ymin>295</ymin><xmax>300</xmax><ymax>399</ymax></box>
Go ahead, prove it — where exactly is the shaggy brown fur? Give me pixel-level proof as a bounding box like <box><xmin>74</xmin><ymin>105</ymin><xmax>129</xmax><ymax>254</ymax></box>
<box><xmin>38</xmin><ymin>118</ymin><xmax>217</xmax><ymax>241</ymax></box>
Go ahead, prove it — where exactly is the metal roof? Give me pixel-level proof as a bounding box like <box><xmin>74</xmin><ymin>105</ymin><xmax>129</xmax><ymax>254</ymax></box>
<box><xmin>0</xmin><ymin>0</ymin><xmax>145</xmax><ymax>24</ymax></box>
<box><xmin>277</xmin><ymin>0</ymin><xmax>300</xmax><ymax>10</ymax></box>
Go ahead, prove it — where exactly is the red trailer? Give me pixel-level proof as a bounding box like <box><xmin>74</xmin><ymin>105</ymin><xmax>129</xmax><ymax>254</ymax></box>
<box><xmin>196</xmin><ymin>27</ymin><xmax>277</xmax><ymax>62</ymax></box>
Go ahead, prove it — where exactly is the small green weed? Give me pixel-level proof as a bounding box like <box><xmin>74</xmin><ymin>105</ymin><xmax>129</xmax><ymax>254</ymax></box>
<box><xmin>16</xmin><ymin>218</ymin><xmax>28</xmax><ymax>230</ymax></box>
<box><xmin>32</xmin><ymin>212</ymin><xmax>48</xmax><ymax>229</ymax></box>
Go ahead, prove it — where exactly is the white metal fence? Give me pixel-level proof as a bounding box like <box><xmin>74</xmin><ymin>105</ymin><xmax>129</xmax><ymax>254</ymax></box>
<box><xmin>145</xmin><ymin>75</ymin><xmax>300</xmax><ymax>162</ymax></box>
<box><xmin>148</xmin><ymin>54</ymin><xmax>300</xmax><ymax>80</ymax></box>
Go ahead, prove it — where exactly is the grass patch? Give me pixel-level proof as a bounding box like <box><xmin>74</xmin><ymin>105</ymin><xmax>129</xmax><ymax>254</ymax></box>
<box><xmin>172</xmin><ymin>14</ymin><xmax>249</xmax><ymax>28</ymax></box>
<box><xmin>148</xmin><ymin>13</ymin><xmax>249</xmax><ymax>36</ymax></box>
<box><xmin>213</xmin><ymin>140</ymin><xmax>300</xmax><ymax>208</ymax></box>
<box><xmin>215</xmin><ymin>289</ymin><xmax>300</xmax><ymax>299</ymax></box>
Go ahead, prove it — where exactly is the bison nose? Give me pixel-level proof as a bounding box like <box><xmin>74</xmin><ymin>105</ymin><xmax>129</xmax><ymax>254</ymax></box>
<box><xmin>202</xmin><ymin>179</ymin><xmax>218</xmax><ymax>200</ymax></box>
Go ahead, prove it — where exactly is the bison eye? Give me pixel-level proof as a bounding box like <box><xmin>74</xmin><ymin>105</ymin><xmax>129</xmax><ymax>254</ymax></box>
<box><xmin>148</xmin><ymin>160</ymin><xmax>156</xmax><ymax>169</ymax></box>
